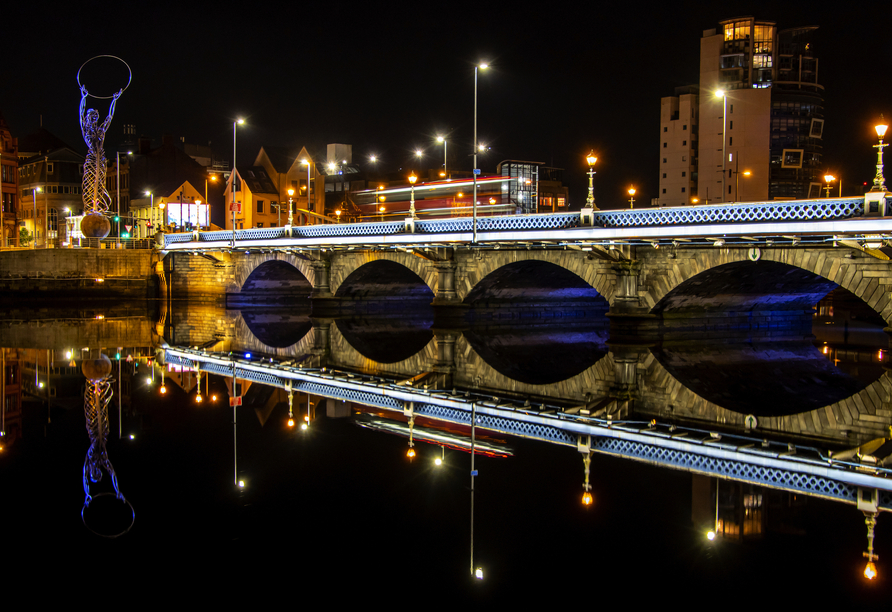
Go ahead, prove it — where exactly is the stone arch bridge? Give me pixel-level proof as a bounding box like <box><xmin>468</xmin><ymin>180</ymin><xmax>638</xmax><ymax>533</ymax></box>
<box><xmin>159</xmin><ymin>242</ymin><xmax>892</xmax><ymax>325</ymax></box>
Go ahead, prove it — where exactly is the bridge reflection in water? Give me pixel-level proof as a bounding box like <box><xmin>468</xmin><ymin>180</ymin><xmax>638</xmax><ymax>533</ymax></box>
<box><xmin>2</xmin><ymin>288</ymin><xmax>891</xmax><ymax>596</ymax></box>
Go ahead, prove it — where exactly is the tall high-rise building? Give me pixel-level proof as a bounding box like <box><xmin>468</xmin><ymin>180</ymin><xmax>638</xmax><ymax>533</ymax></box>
<box><xmin>659</xmin><ymin>17</ymin><xmax>824</xmax><ymax>206</ymax></box>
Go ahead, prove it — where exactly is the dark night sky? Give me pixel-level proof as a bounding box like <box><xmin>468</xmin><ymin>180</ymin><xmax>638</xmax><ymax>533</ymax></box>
<box><xmin>2</xmin><ymin>3</ymin><xmax>890</xmax><ymax>207</ymax></box>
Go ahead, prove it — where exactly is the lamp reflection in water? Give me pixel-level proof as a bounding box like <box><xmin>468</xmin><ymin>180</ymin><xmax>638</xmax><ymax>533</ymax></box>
<box><xmin>405</xmin><ymin>402</ymin><xmax>415</xmax><ymax>459</ymax></box>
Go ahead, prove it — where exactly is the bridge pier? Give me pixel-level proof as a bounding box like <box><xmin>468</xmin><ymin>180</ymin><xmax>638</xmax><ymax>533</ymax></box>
<box><xmin>310</xmin><ymin>317</ymin><xmax>333</xmax><ymax>364</ymax></box>
<box><xmin>309</xmin><ymin>256</ymin><xmax>333</xmax><ymax>299</ymax></box>
<box><xmin>432</xmin><ymin>328</ymin><xmax>459</xmax><ymax>389</ymax></box>
<box><xmin>431</xmin><ymin>261</ymin><xmax>460</xmax><ymax>306</ymax></box>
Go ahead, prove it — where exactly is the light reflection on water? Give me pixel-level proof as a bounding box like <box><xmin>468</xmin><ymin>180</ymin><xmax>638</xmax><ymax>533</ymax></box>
<box><xmin>0</xmin><ymin>291</ymin><xmax>890</xmax><ymax>601</ymax></box>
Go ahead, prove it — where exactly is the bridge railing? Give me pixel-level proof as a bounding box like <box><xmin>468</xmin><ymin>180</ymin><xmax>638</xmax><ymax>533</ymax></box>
<box><xmin>160</xmin><ymin>196</ymin><xmax>870</xmax><ymax>249</ymax></box>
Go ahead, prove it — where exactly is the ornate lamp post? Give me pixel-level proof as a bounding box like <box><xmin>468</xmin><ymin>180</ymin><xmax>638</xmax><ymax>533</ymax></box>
<box><xmin>872</xmin><ymin>116</ymin><xmax>888</xmax><ymax>192</ymax></box>
<box><xmin>585</xmin><ymin>152</ymin><xmax>598</xmax><ymax>209</ymax></box>
<box><xmin>287</xmin><ymin>188</ymin><xmax>294</xmax><ymax>226</ymax></box>
<box><xmin>824</xmin><ymin>174</ymin><xmax>837</xmax><ymax>198</ymax></box>
<box><xmin>628</xmin><ymin>186</ymin><xmax>636</xmax><ymax>209</ymax></box>
<box><xmin>408</xmin><ymin>173</ymin><xmax>418</xmax><ymax>218</ymax></box>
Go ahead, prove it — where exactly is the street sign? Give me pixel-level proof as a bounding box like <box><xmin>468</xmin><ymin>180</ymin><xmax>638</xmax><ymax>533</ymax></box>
<box><xmin>473</xmin><ymin>169</ymin><xmax>481</xmax><ymax>175</ymax></box>
<box><xmin>124</xmin><ymin>225</ymin><xmax>132</xmax><ymax>232</ymax></box>
<box><xmin>229</xmin><ymin>202</ymin><xmax>242</xmax><ymax>213</ymax></box>
<box><xmin>229</xmin><ymin>396</ymin><xmax>243</xmax><ymax>407</ymax></box>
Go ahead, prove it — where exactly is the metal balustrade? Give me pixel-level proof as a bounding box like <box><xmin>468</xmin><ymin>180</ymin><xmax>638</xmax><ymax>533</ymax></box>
<box><xmin>161</xmin><ymin>196</ymin><xmax>874</xmax><ymax>250</ymax></box>
<box><xmin>596</xmin><ymin>198</ymin><xmax>865</xmax><ymax>228</ymax></box>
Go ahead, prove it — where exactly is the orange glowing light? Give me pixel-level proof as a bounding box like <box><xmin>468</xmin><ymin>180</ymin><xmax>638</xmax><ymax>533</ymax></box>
<box><xmin>581</xmin><ymin>491</ymin><xmax>593</xmax><ymax>506</ymax></box>
<box><xmin>865</xmin><ymin>561</ymin><xmax>877</xmax><ymax>580</ymax></box>
<box><xmin>407</xmin><ymin>448</ymin><xmax>416</xmax><ymax>459</ymax></box>
<box><xmin>160</xmin><ymin>386</ymin><xmax>167</xmax><ymax>394</ymax></box>
<box><xmin>287</xmin><ymin>418</ymin><xmax>295</xmax><ymax>427</ymax></box>
<box><xmin>195</xmin><ymin>395</ymin><xmax>203</xmax><ymax>403</ymax></box>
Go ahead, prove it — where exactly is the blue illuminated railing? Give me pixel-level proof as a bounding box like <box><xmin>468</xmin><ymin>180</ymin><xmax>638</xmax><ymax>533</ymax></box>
<box><xmin>161</xmin><ymin>196</ymin><xmax>868</xmax><ymax>249</ymax></box>
<box><xmin>596</xmin><ymin>198</ymin><xmax>864</xmax><ymax>228</ymax></box>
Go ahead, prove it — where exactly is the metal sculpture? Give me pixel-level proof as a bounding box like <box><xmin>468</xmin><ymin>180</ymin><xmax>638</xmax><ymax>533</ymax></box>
<box><xmin>81</xmin><ymin>353</ymin><xmax>134</xmax><ymax>537</ymax></box>
<box><xmin>77</xmin><ymin>56</ymin><xmax>131</xmax><ymax>239</ymax></box>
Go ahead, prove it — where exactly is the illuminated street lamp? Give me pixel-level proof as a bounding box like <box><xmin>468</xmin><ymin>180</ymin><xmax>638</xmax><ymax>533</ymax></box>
<box><xmin>301</xmin><ymin>158</ymin><xmax>313</xmax><ymax>215</ymax></box>
<box><xmin>31</xmin><ymin>187</ymin><xmax>42</xmax><ymax>249</ymax></box>
<box><xmin>287</xmin><ymin>188</ymin><xmax>294</xmax><ymax>226</ymax></box>
<box><xmin>716</xmin><ymin>90</ymin><xmax>728</xmax><ymax>202</ymax></box>
<box><xmin>231</xmin><ymin>118</ymin><xmax>245</xmax><ymax>248</ymax></box>
<box><xmin>408</xmin><ymin>173</ymin><xmax>418</xmax><ymax>218</ymax></box>
<box><xmin>872</xmin><ymin>116</ymin><xmax>888</xmax><ymax>192</ymax></box>
<box><xmin>585</xmin><ymin>152</ymin><xmax>598</xmax><ymax>209</ymax></box>
<box><xmin>628</xmin><ymin>186</ymin><xmax>636</xmax><ymax>209</ymax></box>
<box><xmin>824</xmin><ymin>174</ymin><xmax>837</xmax><ymax>198</ymax></box>
<box><xmin>437</xmin><ymin>136</ymin><xmax>447</xmax><ymax>177</ymax></box>
<box><xmin>473</xmin><ymin>62</ymin><xmax>489</xmax><ymax>243</ymax></box>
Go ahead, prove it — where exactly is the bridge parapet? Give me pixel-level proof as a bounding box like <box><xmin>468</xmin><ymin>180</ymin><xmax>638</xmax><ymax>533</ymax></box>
<box><xmin>159</xmin><ymin>196</ymin><xmax>878</xmax><ymax>251</ymax></box>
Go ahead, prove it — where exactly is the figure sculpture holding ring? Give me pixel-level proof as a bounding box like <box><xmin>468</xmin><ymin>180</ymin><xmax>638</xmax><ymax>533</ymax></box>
<box><xmin>77</xmin><ymin>56</ymin><xmax>131</xmax><ymax>239</ymax></box>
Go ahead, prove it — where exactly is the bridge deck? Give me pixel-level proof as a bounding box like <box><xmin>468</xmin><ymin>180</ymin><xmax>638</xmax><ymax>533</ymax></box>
<box><xmin>161</xmin><ymin>197</ymin><xmax>892</xmax><ymax>252</ymax></box>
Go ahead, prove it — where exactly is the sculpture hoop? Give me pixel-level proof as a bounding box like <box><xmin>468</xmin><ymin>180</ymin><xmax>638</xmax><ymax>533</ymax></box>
<box><xmin>81</xmin><ymin>492</ymin><xmax>135</xmax><ymax>538</ymax></box>
<box><xmin>77</xmin><ymin>55</ymin><xmax>132</xmax><ymax>99</ymax></box>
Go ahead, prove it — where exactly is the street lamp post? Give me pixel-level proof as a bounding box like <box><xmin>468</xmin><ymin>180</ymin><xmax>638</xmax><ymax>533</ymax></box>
<box><xmin>716</xmin><ymin>90</ymin><xmax>728</xmax><ymax>203</ymax></box>
<box><xmin>872</xmin><ymin>116</ymin><xmax>888</xmax><ymax>192</ymax></box>
<box><xmin>31</xmin><ymin>187</ymin><xmax>41</xmax><ymax>249</ymax></box>
<box><xmin>473</xmin><ymin>63</ymin><xmax>488</xmax><ymax>243</ymax></box>
<box><xmin>231</xmin><ymin>118</ymin><xmax>244</xmax><ymax>249</ymax></box>
<box><xmin>116</xmin><ymin>151</ymin><xmax>131</xmax><ymax>247</ymax></box>
<box><xmin>437</xmin><ymin>136</ymin><xmax>447</xmax><ymax>177</ymax></box>
<box><xmin>409</xmin><ymin>173</ymin><xmax>417</xmax><ymax>218</ymax></box>
<box><xmin>287</xmin><ymin>188</ymin><xmax>294</xmax><ymax>226</ymax></box>
<box><xmin>586</xmin><ymin>152</ymin><xmax>598</xmax><ymax>209</ymax></box>
<box><xmin>824</xmin><ymin>174</ymin><xmax>837</xmax><ymax>198</ymax></box>
<box><xmin>145</xmin><ymin>191</ymin><xmax>154</xmax><ymax>239</ymax></box>
<box><xmin>628</xmin><ymin>187</ymin><xmax>636</xmax><ymax>208</ymax></box>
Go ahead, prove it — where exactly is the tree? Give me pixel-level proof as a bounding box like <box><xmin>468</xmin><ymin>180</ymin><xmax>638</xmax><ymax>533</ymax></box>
<box><xmin>18</xmin><ymin>227</ymin><xmax>32</xmax><ymax>246</ymax></box>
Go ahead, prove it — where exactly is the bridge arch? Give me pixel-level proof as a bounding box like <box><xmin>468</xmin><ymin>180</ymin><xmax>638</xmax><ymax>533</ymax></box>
<box><xmin>329</xmin><ymin>252</ymin><xmax>436</xmax><ymax>298</ymax></box>
<box><xmin>231</xmin><ymin>253</ymin><xmax>316</xmax><ymax>295</ymax></box>
<box><xmin>639</xmin><ymin>351</ymin><xmax>892</xmax><ymax>446</ymax></box>
<box><xmin>456</xmin><ymin>250</ymin><xmax>615</xmax><ymax>304</ymax></box>
<box><xmin>640</xmin><ymin>247</ymin><xmax>892</xmax><ymax>324</ymax></box>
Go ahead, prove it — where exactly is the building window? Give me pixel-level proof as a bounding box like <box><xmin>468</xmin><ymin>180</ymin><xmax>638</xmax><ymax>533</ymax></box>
<box><xmin>663</xmin><ymin>127</ymin><xmax>668</xmax><ymax>132</ymax></box>
<box><xmin>663</xmin><ymin>158</ymin><xmax>667</xmax><ymax>163</ymax></box>
<box><xmin>730</xmin><ymin>104</ymin><xmax>734</xmax><ymax>113</ymax></box>
<box><xmin>683</xmin><ymin>141</ymin><xmax>687</xmax><ymax>146</ymax></box>
<box><xmin>682</xmin><ymin>187</ymin><xmax>686</xmax><ymax>193</ymax></box>
<box><xmin>682</xmin><ymin>172</ymin><xmax>686</xmax><ymax>177</ymax></box>
<box><xmin>782</xmin><ymin>149</ymin><xmax>804</xmax><ymax>168</ymax></box>
<box><xmin>730</xmin><ymin>137</ymin><xmax>733</xmax><ymax>145</ymax></box>
<box><xmin>257</xmin><ymin>200</ymin><xmax>264</xmax><ymax>213</ymax></box>
<box><xmin>663</xmin><ymin>142</ymin><xmax>667</xmax><ymax>148</ymax></box>
<box><xmin>662</xmin><ymin>188</ymin><xmax>666</xmax><ymax>194</ymax></box>
<box><xmin>810</xmin><ymin>118</ymin><xmax>824</xmax><ymax>138</ymax></box>
<box><xmin>662</xmin><ymin>173</ymin><xmax>667</xmax><ymax>179</ymax></box>
<box><xmin>682</xmin><ymin>156</ymin><xmax>686</xmax><ymax>162</ymax></box>
<box><xmin>47</xmin><ymin>162</ymin><xmax>54</xmax><ymax>174</ymax></box>
<box><xmin>683</xmin><ymin>125</ymin><xmax>687</xmax><ymax>130</ymax></box>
